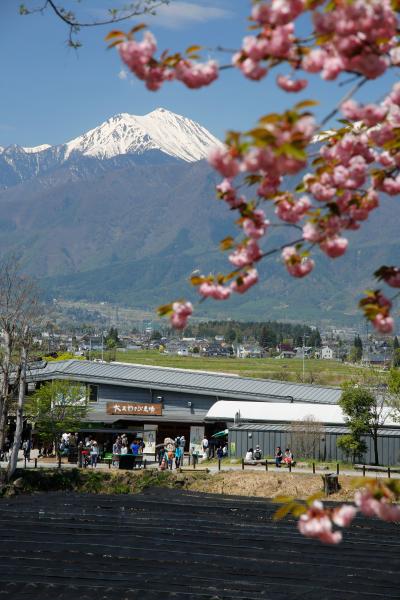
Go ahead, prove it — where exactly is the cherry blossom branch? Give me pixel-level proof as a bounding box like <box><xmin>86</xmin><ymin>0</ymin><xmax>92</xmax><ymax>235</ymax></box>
<box><xmin>320</xmin><ymin>77</ymin><xmax>368</xmax><ymax>127</ymax></box>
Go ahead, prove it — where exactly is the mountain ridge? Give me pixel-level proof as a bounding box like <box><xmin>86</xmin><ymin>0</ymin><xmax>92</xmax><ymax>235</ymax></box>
<box><xmin>0</xmin><ymin>109</ymin><xmax>398</xmax><ymax>325</ymax></box>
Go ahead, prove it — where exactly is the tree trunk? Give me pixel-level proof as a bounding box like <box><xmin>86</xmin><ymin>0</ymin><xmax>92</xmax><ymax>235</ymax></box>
<box><xmin>0</xmin><ymin>329</ymin><xmax>11</xmax><ymax>449</ymax></box>
<box><xmin>7</xmin><ymin>344</ymin><xmax>27</xmax><ymax>481</ymax></box>
<box><xmin>373</xmin><ymin>429</ymin><xmax>379</xmax><ymax>466</ymax></box>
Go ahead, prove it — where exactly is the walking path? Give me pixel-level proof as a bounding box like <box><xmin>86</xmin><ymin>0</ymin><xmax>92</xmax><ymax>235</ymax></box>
<box><xmin>1</xmin><ymin>451</ymin><xmax>399</xmax><ymax>479</ymax></box>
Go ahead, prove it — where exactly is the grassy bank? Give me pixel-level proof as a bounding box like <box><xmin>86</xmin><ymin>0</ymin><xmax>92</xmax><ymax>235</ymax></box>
<box><xmin>115</xmin><ymin>350</ymin><xmax>359</xmax><ymax>386</ymax></box>
<box><xmin>1</xmin><ymin>468</ymin><xmax>364</xmax><ymax>502</ymax></box>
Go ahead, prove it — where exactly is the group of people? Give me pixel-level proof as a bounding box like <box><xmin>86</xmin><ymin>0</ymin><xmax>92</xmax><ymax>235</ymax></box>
<box><xmin>112</xmin><ymin>434</ymin><xmax>145</xmax><ymax>457</ymax></box>
<box><xmin>245</xmin><ymin>445</ymin><xmax>294</xmax><ymax>468</ymax></box>
<box><xmin>159</xmin><ymin>435</ymin><xmax>185</xmax><ymax>470</ymax></box>
<box><xmin>245</xmin><ymin>445</ymin><xmax>264</xmax><ymax>461</ymax></box>
<box><xmin>201</xmin><ymin>436</ymin><xmax>228</xmax><ymax>459</ymax></box>
<box><xmin>275</xmin><ymin>446</ymin><xmax>294</xmax><ymax>468</ymax></box>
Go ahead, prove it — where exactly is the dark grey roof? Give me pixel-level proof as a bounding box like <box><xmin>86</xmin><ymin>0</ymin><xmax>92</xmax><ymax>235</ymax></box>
<box><xmin>26</xmin><ymin>359</ymin><xmax>341</xmax><ymax>404</ymax></box>
<box><xmin>230</xmin><ymin>423</ymin><xmax>400</xmax><ymax>436</ymax></box>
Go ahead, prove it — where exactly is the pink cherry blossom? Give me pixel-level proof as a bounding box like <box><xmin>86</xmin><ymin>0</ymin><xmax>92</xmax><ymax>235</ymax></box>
<box><xmin>372</xmin><ymin>314</ymin><xmax>394</xmax><ymax>334</ymax></box>
<box><xmin>170</xmin><ymin>301</ymin><xmax>193</xmax><ymax>330</ymax></box>
<box><xmin>282</xmin><ymin>246</ymin><xmax>314</xmax><ymax>278</ymax></box>
<box><xmin>229</xmin><ymin>240</ymin><xmax>262</xmax><ymax>268</ymax></box>
<box><xmin>385</xmin><ymin>268</ymin><xmax>400</xmax><ymax>288</ymax></box>
<box><xmin>242</xmin><ymin>147</ymin><xmax>274</xmax><ymax>173</ymax></box>
<box><xmin>242</xmin><ymin>35</ymin><xmax>269</xmax><ymax>61</ymax></box>
<box><xmin>320</xmin><ymin>236</ymin><xmax>348</xmax><ymax>258</ymax></box>
<box><xmin>230</xmin><ymin>269</ymin><xmax>259</xmax><ymax>294</ymax></box>
<box><xmin>332</xmin><ymin>505</ymin><xmax>357</xmax><ymax>528</ymax></box>
<box><xmin>175</xmin><ymin>59</ymin><xmax>219</xmax><ymax>89</ymax></box>
<box><xmin>198</xmin><ymin>281</ymin><xmax>231</xmax><ymax>300</ymax></box>
<box><xmin>376</xmin><ymin>500</ymin><xmax>400</xmax><ymax>522</ymax></box>
<box><xmin>233</xmin><ymin>54</ymin><xmax>268</xmax><ymax>81</ymax></box>
<box><xmin>275</xmin><ymin>195</ymin><xmax>311</xmax><ymax>223</ymax></box>
<box><xmin>298</xmin><ymin>501</ymin><xmax>342</xmax><ymax>545</ymax></box>
<box><xmin>302</xmin><ymin>48</ymin><xmax>326</xmax><ymax>73</ymax></box>
<box><xmin>242</xmin><ymin>209</ymin><xmax>269</xmax><ymax>240</ymax></box>
<box><xmin>208</xmin><ymin>147</ymin><xmax>240</xmax><ymax>178</ymax></box>
<box><xmin>216</xmin><ymin>179</ymin><xmax>246</xmax><ymax>209</ymax></box>
<box><xmin>354</xmin><ymin>490</ymin><xmax>381</xmax><ymax>517</ymax></box>
<box><xmin>277</xmin><ymin>74</ymin><xmax>308</xmax><ymax>92</ymax></box>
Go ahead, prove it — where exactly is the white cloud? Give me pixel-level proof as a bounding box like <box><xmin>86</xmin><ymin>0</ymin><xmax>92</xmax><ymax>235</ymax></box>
<box><xmin>118</xmin><ymin>69</ymin><xmax>128</xmax><ymax>80</ymax></box>
<box><xmin>150</xmin><ymin>2</ymin><xmax>233</xmax><ymax>29</ymax></box>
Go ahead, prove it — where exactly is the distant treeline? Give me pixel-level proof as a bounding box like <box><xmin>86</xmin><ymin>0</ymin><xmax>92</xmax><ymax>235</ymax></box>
<box><xmin>181</xmin><ymin>321</ymin><xmax>322</xmax><ymax>348</ymax></box>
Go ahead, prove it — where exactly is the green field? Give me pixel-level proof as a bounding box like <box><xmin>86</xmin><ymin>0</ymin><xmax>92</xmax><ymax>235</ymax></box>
<box><xmin>115</xmin><ymin>350</ymin><xmax>360</xmax><ymax>386</ymax></box>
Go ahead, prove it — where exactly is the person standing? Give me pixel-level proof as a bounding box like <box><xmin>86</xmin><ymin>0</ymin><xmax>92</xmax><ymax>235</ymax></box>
<box><xmin>202</xmin><ymin>436</ymin><xmax>209</xmax><ymax>458</ymax></box>
<box><xmin>90</xmin><ymin>441</ymin><xmax>99</xmax><ymax>468</ymax></box>
<box><xmin>175</xmin><ymin>444</ymin><xmax>183</xmax><ymax>469</ymax></box>
<box><xmin>130</xmin><ymin>440</ymin><xmax>139</xmax><ymax>455</ymax></box>
<box><xmin>22</xmin><ymin>439</ymin><xmax>31</xmax><ymax>462</ymax></box>
<box><xmin>179</xmin><ymin>436</ymin><xmax>185</xmax><ymax>465</ymax></box>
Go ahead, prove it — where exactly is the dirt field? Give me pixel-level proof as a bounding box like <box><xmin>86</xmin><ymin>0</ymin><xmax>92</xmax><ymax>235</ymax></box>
<box><xmin>188</xmin><ymin>471</ymin><xmax>358</xmax><ymax>502</ymax></box>
<box><xmin>0</xmin><ymin>487</ymin><xmax>399</xmax><ymax>599</ymax></box>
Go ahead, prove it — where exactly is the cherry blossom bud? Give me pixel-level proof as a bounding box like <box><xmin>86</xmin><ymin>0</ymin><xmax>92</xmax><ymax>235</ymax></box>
<box><xmin>277</xmin><ymin>74</ymin><xmax>308</xmax><ymax>92</ymax></box>
<box><xmin>230</xmin><ymin>269</ymin><xmax>259</xmax><ymax>294</ymax></box>
<box><xmin>320</xmin><ymin>236</ymin><xmax>348</xmax><ymax>258</ymax></box>
<box><xmin>209</xmin><ymin>147</ymin><xmax>240</xmax><ymax>179</ymax></box>
<box><xmin>372</xmin><ymin>314</ymin><xmax>394</xmax><ymax>334</ymax></box>
<box><xmin>198</xmin><ymin>282</ymin><xmax>231</xmax><ymax>301</ymax></box>
<box><xmin>170</xmin><ymin>302</ymin><xmax>193</xmax><ymax>330</ymax></box>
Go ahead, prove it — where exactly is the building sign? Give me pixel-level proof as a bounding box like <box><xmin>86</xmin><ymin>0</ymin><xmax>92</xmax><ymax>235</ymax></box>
<box><xmin>106</xmin><ymin>402</ymin><xmax>162</xmax><ymax>416</ymax></box>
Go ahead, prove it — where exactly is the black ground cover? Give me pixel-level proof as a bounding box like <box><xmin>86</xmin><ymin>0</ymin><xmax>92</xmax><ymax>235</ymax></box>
<box><xmin>0</xmin><ymin>488</ymin><xmax>398</xmax><ymax>599</ymax></box>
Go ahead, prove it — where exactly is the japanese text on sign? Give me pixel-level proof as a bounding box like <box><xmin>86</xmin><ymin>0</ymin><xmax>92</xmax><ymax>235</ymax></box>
<box><xmin>106</xmin><ymin>401</ymin><xmax>162</xmax><ymax>416</ymax></box>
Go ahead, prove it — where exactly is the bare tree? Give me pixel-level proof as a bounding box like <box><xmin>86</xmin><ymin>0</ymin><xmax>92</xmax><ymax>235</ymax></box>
<box><xmin>20</xmin><ymin>0</ymin><xmax>169</xmax><ymax>47</ymax></box>
<box><xmin>290</xmin><ymin>416</ymin><xmax>325</xmax><ymax>460</ymax></box>
<box><xmin>0</xmin><ymin>257</ymin><xmax>41</xmax><ymax>479</ymax></box>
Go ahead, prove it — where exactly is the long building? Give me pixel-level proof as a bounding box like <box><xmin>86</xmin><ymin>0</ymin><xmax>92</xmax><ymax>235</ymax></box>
<box><xmin>26</xmin><ymin>359</ymin><xmax>400</xmax><ymax>463</ymax></box>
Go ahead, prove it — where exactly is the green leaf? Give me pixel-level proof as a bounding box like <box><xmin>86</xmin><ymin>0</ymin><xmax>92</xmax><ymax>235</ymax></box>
<box><xmin>277</xmin><ymin>143</ymin><xmax>307</xmax><ymax>161</ymax></box>
<box><xmin>273</xmin><ymin>502</ymin><xmax>295</xmax><ymax>521</ymax></box>
<box><xmin>294</xmin><ymin>100</ymin><xmax>319</xmax><ymax>110</ymax></box>
<box><xmin>157</xmin><ymin>303</ymin><xmax>173</xmax><ymax>316</ymax></box>
<box><xmin>186</xmin><ymin>45</ymin><xmax>203</xmax><ymax>54</ymax></box>
<box><xmin>220</xmin><ymin>236</ymin><xmax>235</xmax><ymax>251</ymax></box>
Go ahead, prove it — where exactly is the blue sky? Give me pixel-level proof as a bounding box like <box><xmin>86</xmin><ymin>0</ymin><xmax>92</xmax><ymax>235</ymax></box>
<box><xmin>1</xmin><ymin>0</ymin><xmax>395</xmax><ymax>147</ymax></box>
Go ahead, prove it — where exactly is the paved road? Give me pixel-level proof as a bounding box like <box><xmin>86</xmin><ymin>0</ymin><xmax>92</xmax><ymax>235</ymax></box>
<box><xmin>0</xmin><ymin>488</ymin><xmax>399</xmax><ymax>599</ymax></box>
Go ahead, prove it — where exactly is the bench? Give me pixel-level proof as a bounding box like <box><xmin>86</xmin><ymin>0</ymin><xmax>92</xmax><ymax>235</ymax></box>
<box><xmin>354</xmin><ymin>464</ymin><xmax>400</xmax><ymax>477</ymax></box>
<box><xmin>241</xmin><ymin>459</ymin><xmax>296</xmax><ymax>471</ymax></box>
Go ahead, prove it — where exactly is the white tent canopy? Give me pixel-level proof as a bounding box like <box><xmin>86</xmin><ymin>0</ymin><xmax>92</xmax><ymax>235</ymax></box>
<box><xmin>206</xmin><ymin>400</ymin><xmax>398</xmax><ymax>427</ymax></box>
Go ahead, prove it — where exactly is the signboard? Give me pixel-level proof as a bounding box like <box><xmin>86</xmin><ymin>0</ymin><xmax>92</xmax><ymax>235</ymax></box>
<box><xmin>106</xmin><ymin>402</ymin><xmax>162</xmax><ymax>416</ymax></box>
<box><xmin>190</xmin><ymin>425</ymin><xmax>205</xmax><ymax>456</ymax></box>
<box><xmin>143</xmin><ymin>424</ymin><xmax>157</xmax><ymax>456</ymax></box>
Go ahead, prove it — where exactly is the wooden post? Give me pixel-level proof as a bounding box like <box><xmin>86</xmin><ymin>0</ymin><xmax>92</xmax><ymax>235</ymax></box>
<box><xmin>193</xmin><ymin>455</ymin><xmax>196</xmax><ymax>470</ymax></box>
<box><xmin>312</xmin><ymin>462</ymin><xmax>315</xmax><ymax>474</ymax></box>
<box><xmin>265</xmin><ymin>460</ymin><xmax>268</xmax><ymax>472</ymax></box>
<box><xmin>289</xmin><ymin>462</ymin><xmax>292</xmax><ymax>473</ymax></box>
<box><xmin>108</xmin><ymin>459</ymin><xmax>111</xmax><ymax>469</ymax></box>
<box><xmin>336</xmin><ymin>463</ymin><xmax>340</xmax><ymax>475</ymax></box>
<box><xmin>218</xmin><ymin>459</ymin><xmax>221</xmax><ymax>472</ymax></box>
<box><xmin>388</xmin><ymin>466</ymin><xmax>391</xmax><ymax>479</ymax></box>
<box><xmin>24</xmin><ymin>457</ymin><xmax>27</xmax><ymax>469</ymax></box>
<box><xmin>241</xmin><ymin>458</ymin><xmax>244</xmax><ymax>470</ymax></box>
<box><xmin>144</xmin><ymin>459</ymin><xmax>147</xmax><ymax>470</ymax></box>
<box><xmin>363</xmin><ymin>465</ymin><xmax>366</xmax><ymax>477</ymax></box>
<box><xmin>188</xmin><ymin>454</ymin><xmax>191</xmax><ymax>466</ymax></box>
<box><xmin>34</xmin><ymin>458</ymin><xmax>37</xmax><ymax>469</ymax></box>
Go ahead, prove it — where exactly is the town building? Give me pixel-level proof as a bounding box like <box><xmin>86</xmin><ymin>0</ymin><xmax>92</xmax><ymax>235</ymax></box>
<box><xmin>26</xmin><ymin>359</ymin><xmax>400</xmax><ymax>464</ymax></box>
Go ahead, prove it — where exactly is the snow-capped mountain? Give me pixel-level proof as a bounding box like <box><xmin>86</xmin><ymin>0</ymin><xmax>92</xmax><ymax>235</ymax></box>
<box><xmin>0</xmin><ymin>108</ymin><xmax>222</xmax><ymax>189</ymax></box>
<box><xmin>64</xmin><ymin>108</ymin><xmax>222</xmax><ymax>162</ymax></box>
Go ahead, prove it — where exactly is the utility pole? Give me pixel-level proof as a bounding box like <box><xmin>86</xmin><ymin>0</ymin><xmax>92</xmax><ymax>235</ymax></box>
<box><xmin>101</xmin><ymin>332</ymin><xmax>104</xmax><ymax>362</ymax></box>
